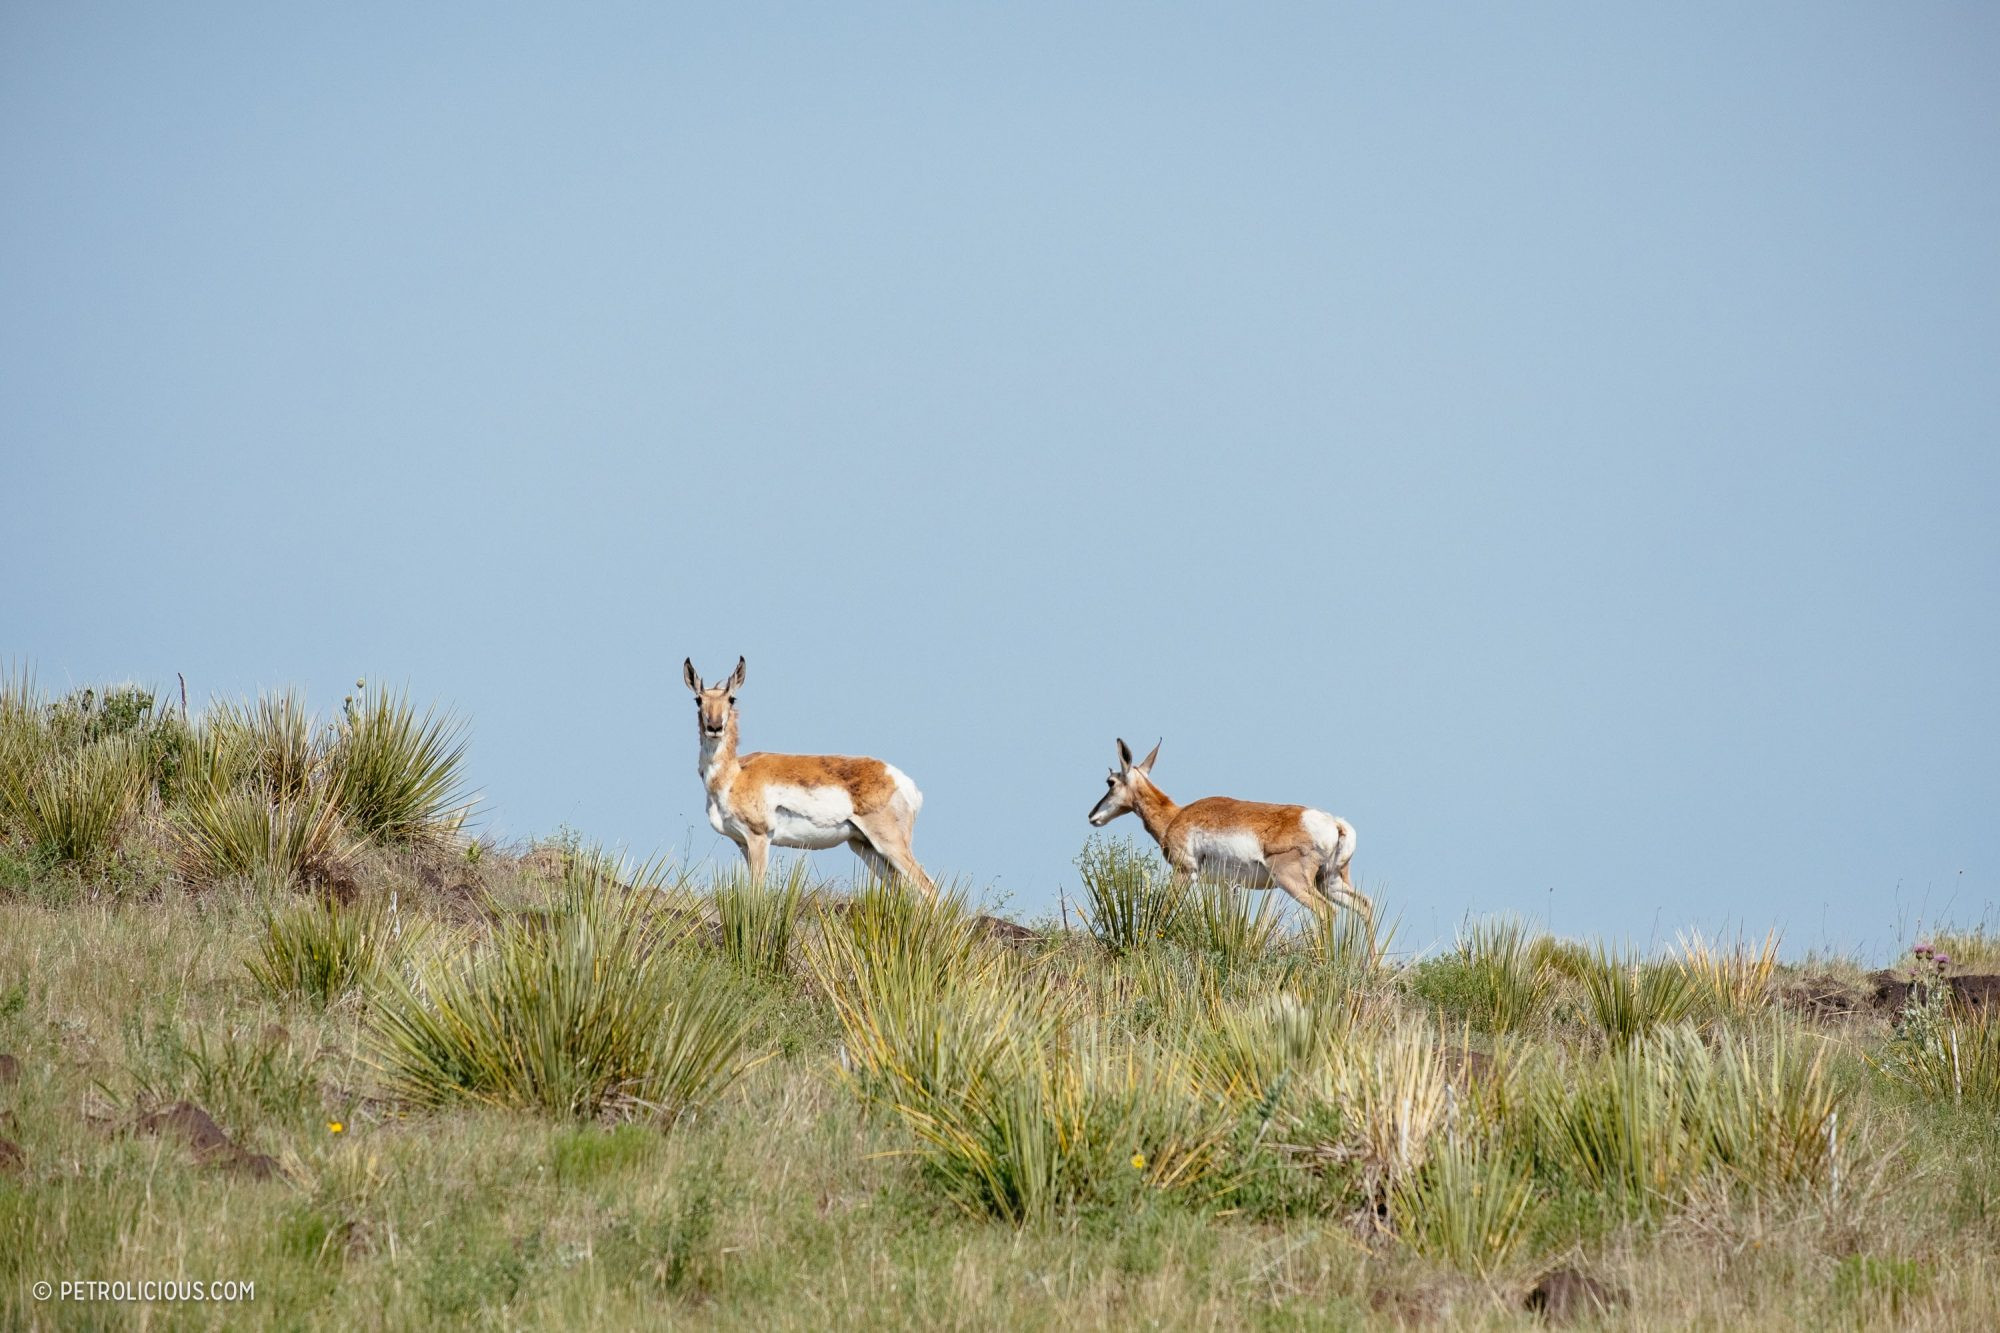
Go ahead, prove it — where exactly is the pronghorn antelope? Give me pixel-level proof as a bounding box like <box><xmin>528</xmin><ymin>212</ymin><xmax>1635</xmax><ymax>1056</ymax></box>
<box><xmin>683</xmin><ymin>657</ymin><xmax>935</xmax><ymax>895</ymax></box>
<box><xmin>1086</xmin><ymin>739</ymin><xmax>1370</xmax><ymax>920</ymax></box>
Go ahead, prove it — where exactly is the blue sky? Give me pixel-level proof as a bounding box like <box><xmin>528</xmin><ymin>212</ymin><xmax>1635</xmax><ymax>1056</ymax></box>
<box><xmin>4</xmin><ymin>4</ymin><xmax>1994</xmax><ymax>955</ymax></box>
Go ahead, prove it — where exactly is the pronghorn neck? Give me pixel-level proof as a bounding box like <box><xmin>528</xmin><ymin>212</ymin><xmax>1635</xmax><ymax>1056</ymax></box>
<box><xmin>1127</xmin><ymin>774</ymin><xmax>1182</xmax><ymax>852</ymax></box>
<box><xmin>698</xmin><ymin>711</ymin><xmax>741</xmax><ymax>791</ymax></box>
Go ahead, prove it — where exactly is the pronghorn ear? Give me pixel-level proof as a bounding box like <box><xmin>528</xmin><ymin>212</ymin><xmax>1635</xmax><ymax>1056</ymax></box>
<box><xmin>682</xmin><ymin>659</ymin><xmax>702</xmax><ymax>694</ymax></box>
<box><xmin>724</xmin><ymin>656</ymin><xmax>746</xmax><ymax>693</ymax></box>
<box><xmin>1116</xmin><ymin>738</ymin><xmax>1134</xmax><ymax>769</ymax></box>
<box><xmin>1138</xmin><ymin>739</ymin><xmax>1162</xmax><ymax>773</ymax></box>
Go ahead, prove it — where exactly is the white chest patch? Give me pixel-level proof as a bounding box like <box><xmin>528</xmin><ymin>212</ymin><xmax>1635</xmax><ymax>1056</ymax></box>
<box><xmin>1185</xmin><ymin>827</ymin><xmax>1273</xmax><ymax>888</ymax></box>
<box><xmin>763</xmin><ymin>784</ymin><xmax>859</xmax><ymax>850</ymax></box>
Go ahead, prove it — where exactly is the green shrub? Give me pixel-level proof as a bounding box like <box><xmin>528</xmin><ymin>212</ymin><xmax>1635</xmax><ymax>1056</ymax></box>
<box><xmin>1073</xmin><ymin>836</ymin><xmax>1186</xmax><ymax>954</ymax></box>
<box><xmin>247</xmin><ymin>894</ymin><xmax>394</xmax><ymax>1006</ymax></box>
<box><xmin>368</xmin><ymin>884</ymin><xmax>752</xmax><ymax>1121</ymax></box>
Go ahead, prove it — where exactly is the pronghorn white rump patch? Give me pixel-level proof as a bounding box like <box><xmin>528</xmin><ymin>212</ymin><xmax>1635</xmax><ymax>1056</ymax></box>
<box><xmin>1185</xmin><ymin>827</ymin><xmax>1275</xmax><ymax>888</ymax></box>
<box><xmin>764</xmin><ymin>784</ymin><xmax>859</xmax><ymax>850</ymax></box>
<box><xmin>882</xmin><ymin>763</ymin><xmax>924</xmax><ymax>814</ymax></box>
<box><xmin>1300</xmin><ymin>809</ymin><xmax>1355</xmax><ymax>863</ymax></box>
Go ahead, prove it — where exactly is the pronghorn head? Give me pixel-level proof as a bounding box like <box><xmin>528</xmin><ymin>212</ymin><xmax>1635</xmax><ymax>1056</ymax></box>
<box><xmin>1087</xmin><ymin>737</ymin><xmax>1161</xmax><ymax>827</ymax></box>
<box><xmin>682</xmin><ymin>656</ymin><xmax>745</xmax><ymax>743</ymax></box>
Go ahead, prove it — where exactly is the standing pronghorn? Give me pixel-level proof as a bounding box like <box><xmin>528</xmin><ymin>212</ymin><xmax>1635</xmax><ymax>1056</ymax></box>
<box><xmin>683</xmin><ymin>657</ymin><xmax>935</xmax><ymax>895</ymax></box>
<box><xmin>1086</xmin><ymin>738</ymin><xmax>1370</xmax><ymax>920</ymax></box>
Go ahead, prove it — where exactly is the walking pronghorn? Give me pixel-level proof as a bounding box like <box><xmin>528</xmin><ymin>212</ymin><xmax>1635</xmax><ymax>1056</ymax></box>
<box><xmin>683</xmin><ymin>657</ymin><xmax>935</xmax><ymax>895</ymax></box>
<box><xmin>1086</xmin><ymin>738</ymin><xmax>1371</xmax><ymax>920</ymax></box>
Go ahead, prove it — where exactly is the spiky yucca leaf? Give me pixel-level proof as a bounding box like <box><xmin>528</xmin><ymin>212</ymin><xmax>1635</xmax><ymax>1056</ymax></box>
<box><xmin>1557</xmin><ymin>944</ymin><xmax>1701</xmax><ymax>1046</ymax></box>
<box><xmin>328</xmin><ymin>685</ymin><xmax>473</xmax><ymax>845</ymax></box>
<box><xmin>205</xmin><ymin>691</ymin><xmax>321</xmax><ymax>803</ymax></box>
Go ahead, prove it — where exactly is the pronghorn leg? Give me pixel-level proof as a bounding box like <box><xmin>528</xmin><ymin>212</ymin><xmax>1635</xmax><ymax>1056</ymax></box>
<box><xmin>743</xmin><ymin>832</ymin><xmax>771</xmax><ymax>883</ymax></box>
<box><xmin>1322</xmin><ymin>862</ymin><xmax>1374</xmax><ymax>921</ymax></box>
<box><xmin>852</xmin><ymin>814</ymin><xmax>936</xmax><ymax>898</ymax></box>
<box><xmin>1267</xmin><ymin>851</ymin><xmax>1334</xmax><ymax>917</ymax></box>
<box><xmin>847</xmin><ymin>836</ymin><xmax>898</xmax><ymax>887</ymax></box>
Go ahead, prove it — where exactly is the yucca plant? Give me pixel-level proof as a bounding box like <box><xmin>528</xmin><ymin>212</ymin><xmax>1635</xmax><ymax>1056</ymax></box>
<box><xmin>1299</xmin><ymin>1019</ymin><xmax>1454</xmax><ymax>1204</ymax></box>
<box><xmin>173</xmin><ymin>781</ymin><xmax>355</xmax><ymax>889</ymax></box>
<box><xmin>246</xmin><ymin>893</ymin><xmax>393</xmax><ymax>1006</ymax></box>
<box><xmin>1309</xmin><ymin>902</ymin><xmax>1394</xmax><ymax>985</ymax></box>
<box><xmin>327</xmin><ymin>684</ymin><xmax>473</xmax><ymax>846</ymax></box>
<box><xmin>1529</xmin><ymin>1036</ymin><xmax>1704</xmax><ymax>1208</ymax></box>
<box><xmin>714</xmin><ymin>861</ymin><xmax>811</xmax><ymax>974</ymax></box>
<box><xmin>1453</xmin><ymin>917</ymin><xmax>1565</xmax><ymax>1034</ymax></box>
<box><xmin>1676</xmin><ymin>928</ymin><xmax>1781</xmax><ymax>1020</ymax></box>
<box><xmin>206</xmin><ymin>691</ymin><xmax>321</xmax><ymax>803</ymax></box>
<box><xmin>1559</xmin><ymin>944</ymin><xmax>1701</xmax><ymax>1047</ymax></box>
<box><xmin>1676</xmin><ymin>1022</ymin><xmax>1846</xmax><ymax>1190</ymax></box>
<box><xmin>6</xmin><ymin>735</ymin><xmax>146</xmax><ymax>866</ymax></box>
<box><xmin>1170</xmin><ymin>877</ymin><xmax>1283</xmax><ymax>969</ymax></box>
<box><xmin>1182</xmin><ymin>992</ymin><xmax>1352</xmax><ymax>1107</ymax></box>
<box><xmin>1391</xmin><ymin>1134</ymin><xmax>1540</xmax><ymax>1276</ymax></box>
<box><xmin>1073</xmin><ymin>836</ymin><xmax>1186</xmax><ymax>954</ymax></box>
<box><xmin>369</xmin><ymin>884</ymin><xmax>751</xmax><ymax>1121</ymax></box>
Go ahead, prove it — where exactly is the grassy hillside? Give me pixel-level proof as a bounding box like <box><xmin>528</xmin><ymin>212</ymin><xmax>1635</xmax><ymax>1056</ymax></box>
<box><xmin>2</xmin><ymin>674</ymin><xmax>1997</xmax><ymax>1329</ymax></box>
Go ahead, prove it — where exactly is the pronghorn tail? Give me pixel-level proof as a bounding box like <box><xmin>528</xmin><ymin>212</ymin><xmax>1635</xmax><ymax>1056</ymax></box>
<box><xmin>1302</xmin><ymin>810</ymin><xmax>1356</xmax><ymax>889</ymax></box>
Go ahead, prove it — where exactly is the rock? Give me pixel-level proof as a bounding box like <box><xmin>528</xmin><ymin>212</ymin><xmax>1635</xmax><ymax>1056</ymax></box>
<box><xmin>1525</xmin><ymin>1268</ymin><xmax>1624</xmax><ymax>1323</ymax></box>
<box><xmin>132</xmin><ymin>1101</ymin><xmax>281</xmax><ymax>1179</ymax></box>
<box><xmin>977</xmin><ymin>915</ymin><xmax>1039</xmax><ymax>946</ymax></box>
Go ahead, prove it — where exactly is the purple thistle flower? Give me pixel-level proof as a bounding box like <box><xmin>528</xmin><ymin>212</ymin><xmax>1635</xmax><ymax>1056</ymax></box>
<box><xmin>1933</xmin><ymin>953</ymin><xmax>1952</xmax><ymax>968</ymax></box>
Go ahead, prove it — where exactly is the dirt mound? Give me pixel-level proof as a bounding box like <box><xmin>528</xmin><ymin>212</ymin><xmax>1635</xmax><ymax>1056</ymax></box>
<box><xmin>1779</xmin><ymin>976</ymin><xmax>1865</xmax><ymax>1018</ymax></box>
<box><xmin>0</xmin><ymin>1052</ymin><xmax>19</xmax><ymax>1084</ymax></box>
<box><xmin>1524</xmin><ymin>1268</ymin><xmax>1623</xmax><ymax>1323</ymax></box>
<box><xmin>0</xmin><ymin>1137</ymin><xmax>22</xmax><ymax>1175</ymax></box>
<box><xmin>133</xmin><ymin>1101</ymin><xmax>280</xmax><ymax>1179</ymax></box>
<box><xmin>1870</xmin><ymin>971</ymin><xmax>2000</xmax><ymax>1012</ymax></box>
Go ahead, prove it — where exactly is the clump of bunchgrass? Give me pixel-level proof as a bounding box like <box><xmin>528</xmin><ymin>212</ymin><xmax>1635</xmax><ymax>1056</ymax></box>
<box><xmin>368</xmin><ymin>875</ymin><xmax>748</xmax><ymax>1122</ymax></box>
<box><xmin>714</xmin><ymin>861</ymin><xmax>811</xmax><ymax>975</ymax></box>
<box><xmin>1169</xmin><ymin>877</ymin><xmax>1284</xmax><ymax>969</ymax></box>
<box><xmin>3</xmin><ymin>734</ymin><xmax>147</xmax><ymax>867</ymax></box>
<box><xmin>1676</xmin><ymin>927</ymin><xmax>1782</xmax><ymax>1020</ymax></box>
<box><xmin>1410</xmin><ymin>917</ymin><xmax>1565</xmax><ymax>1034</ymax></box>
<box><xmin>1072</xmin><ymin>835</ymin><xmax>1186</xmax><ymax>954</ymax></box>
<box><xmin>1391</xmin><ymin>1133</ymin><xmax>1540</xmax><ymax>1275</ymax></box>
<box><xmin>1557</xmin><ymin>943</ymin><xmax>1702</xmax><ymax>1047</ymax></box>
<box><xmin>247</xmin><ymin>893</ymin><xmax>396</xmax><ymax>1007</ymax></box>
